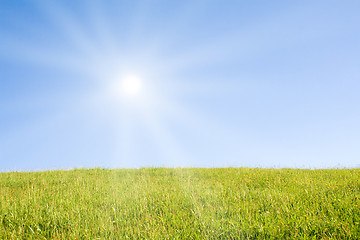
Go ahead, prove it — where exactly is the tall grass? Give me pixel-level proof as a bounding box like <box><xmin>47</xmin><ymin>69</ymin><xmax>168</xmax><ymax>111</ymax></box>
<box><xmin>0</xmin><ymin>168</ymin><xmax>359</xmax><ymax>239</ymax></box>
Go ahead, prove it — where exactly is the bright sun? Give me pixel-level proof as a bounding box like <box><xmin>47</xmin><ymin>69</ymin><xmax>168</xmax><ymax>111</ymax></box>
<box><xmin>107</xmin><ymin>72</ymin><xmax>158</xmax><ymax>110</ymax></box>
<box><xmin>108</xmin><ymin>73</ymin><xmax>146</xmax><ymax>105</ymax></box>
<box><xmin>120</xmin><ymin>74</ymin><xmax>143</xmax><ymax>97</ymax></box>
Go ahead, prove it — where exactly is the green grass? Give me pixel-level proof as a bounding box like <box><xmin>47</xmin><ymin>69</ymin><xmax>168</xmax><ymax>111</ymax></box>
<box><xmin>0</xmin><ymin>168</ymin><xmax>359</xmax><ymax>239</ymax></box>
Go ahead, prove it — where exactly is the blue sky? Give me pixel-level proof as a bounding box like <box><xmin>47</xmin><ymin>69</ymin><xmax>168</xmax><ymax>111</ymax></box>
<box><xmin>1</xmin><ymin>0</ymin><xmax>360</xmax><ymax>171</ymax></box>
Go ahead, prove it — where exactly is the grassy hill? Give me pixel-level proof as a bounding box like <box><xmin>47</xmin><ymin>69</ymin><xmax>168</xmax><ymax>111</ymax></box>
<box><xmin>0</xmin><ymin>168</ymin><xmax>359</xmax><ymax>239</ymax></box>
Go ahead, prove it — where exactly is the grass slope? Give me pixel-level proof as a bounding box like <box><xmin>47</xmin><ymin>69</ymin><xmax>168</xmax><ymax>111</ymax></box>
<box><xmin>0</xmin><ymin>168</ymin><xmax>359</xmax><ymax>239</ymax></box>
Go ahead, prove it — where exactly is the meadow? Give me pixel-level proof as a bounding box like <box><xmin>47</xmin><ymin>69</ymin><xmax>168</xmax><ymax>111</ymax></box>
<box><xmin>0</xmin><ymin>168</ymin><xmax>359</xmax><ymax>239</ymax></box>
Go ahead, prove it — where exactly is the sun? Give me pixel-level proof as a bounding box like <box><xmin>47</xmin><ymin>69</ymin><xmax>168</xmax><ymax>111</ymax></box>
<box><xmin>108</xmin><ymin>73</ymin><xmax>146</xmax><ymax>103</ymax></box>
<box><xmin>105</xmin><ymin>72</ymin><xmax>160</xmax><ymax>111</ymax></box>
<box><xmin>120</xmin><ymin>74</ymin><xmax>143</xmax><ymax>98</ymax></box>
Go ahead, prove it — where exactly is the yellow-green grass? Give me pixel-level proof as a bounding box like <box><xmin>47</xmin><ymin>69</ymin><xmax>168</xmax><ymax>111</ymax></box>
<box><xmin>1</xmin><ymin>168</ymin><xmax>359</xmax><ymax>239</ymax></box>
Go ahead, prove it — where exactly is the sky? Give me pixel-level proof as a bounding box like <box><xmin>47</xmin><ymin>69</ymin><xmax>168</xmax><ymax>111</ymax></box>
<box><xmin>1</xmin><ymin>0</ymin><xmax>360</xmax><ymax>171</ymax></box>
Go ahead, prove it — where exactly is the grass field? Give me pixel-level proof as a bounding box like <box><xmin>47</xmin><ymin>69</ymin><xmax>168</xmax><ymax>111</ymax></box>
<box><xmin>0</xmin><ymin>168</ymin><xmax>359</xmax><ymax>239</ymax></box>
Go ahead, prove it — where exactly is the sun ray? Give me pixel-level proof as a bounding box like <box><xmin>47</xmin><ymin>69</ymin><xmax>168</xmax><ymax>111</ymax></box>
<box><xmin>86</xmin><ymin>0</ymin><xmax>121</xmax><ymax>55</ymax></box>
<box><xmin>33</xmin><ymin>0</ymin><xmax>99</xmax><ymax>57</ymax></box>
<box><xmin>155</xmin><ymin>5</ymin><xmax>322</xmax><ymax>76</ymax></box>
<box><xmin>138</xmin><ymin>108</ymin><xmax>193</xmax><ymax>167</ymax></box>
<box><xmin>158</xmin><ymin>100</ymin><xmax>246</xmax><ymax>165</ymax></box>
<box><xmin>0</xmin><ymin>37</ymin><xmax>92</xmax><ymax>74</ymax></box>
<box><xmin>127</xmin><ymin>0</ymin><xmax>205</xmax><ymax>51</ymax></box>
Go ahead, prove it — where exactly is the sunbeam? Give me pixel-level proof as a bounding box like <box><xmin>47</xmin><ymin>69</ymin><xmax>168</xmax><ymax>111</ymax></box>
<box><xmin>34</xmin><ymin>0</ymin><xmax>99</xmax><ymax>57</ymax></box>
<box><xmin>140</xmin><ymin>109</ymin><xmax>193</xmax><ymax>167</ymax></box>
<box><xmin>0</xmin><ymin>37</ymin><xmax>91</xmax><ymax>74</ymax></box>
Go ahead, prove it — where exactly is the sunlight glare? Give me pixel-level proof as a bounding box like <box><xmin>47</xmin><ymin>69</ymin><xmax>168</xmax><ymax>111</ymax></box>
<box><xmin>120</xmin><ymin>74</ymin><xmax>143</xmax><ymax>98</ymax></box>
